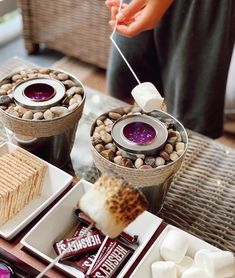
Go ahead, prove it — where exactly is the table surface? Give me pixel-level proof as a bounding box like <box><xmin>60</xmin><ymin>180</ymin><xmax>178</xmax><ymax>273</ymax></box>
<box><xmin>0</xmin><ymin>57</ymin><xmax>234</xmax><ymax>277</ymax></box>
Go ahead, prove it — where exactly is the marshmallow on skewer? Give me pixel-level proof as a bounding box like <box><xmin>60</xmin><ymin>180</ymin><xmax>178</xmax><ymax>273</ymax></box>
<box><xmin>78</xmin><ymin>173</ymin><xmax>148</xmax><ymax>238</ymax></box>
<box><xmin>151</xmin><ymin>261</ymin><xmax>177</xmax><ymax>278</ymax></box>
<box><xmin>131</xmin><ymin>82</ymin><xmax>164</xmax><ymax>113</ymax></box>
<box><xmin>160</xmin><ymin>230</ymin><xmax>189</xmax><ymax>263</ymax></box>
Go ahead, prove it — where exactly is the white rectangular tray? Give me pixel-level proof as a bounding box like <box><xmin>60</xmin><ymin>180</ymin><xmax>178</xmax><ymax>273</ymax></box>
<box><xmin>0</xmin><ymin>142</ymin><xmax>73</xmax><ymax>240</ymax></box>
<box><xmin>21</xmin><ymin>179</ymin><xmax>163</xmax><ymax>278</ymax></box>
<box><xmin>130</xmin><ymin>225</ymin><xmax>235</xmax><ymax>278</ymax></box>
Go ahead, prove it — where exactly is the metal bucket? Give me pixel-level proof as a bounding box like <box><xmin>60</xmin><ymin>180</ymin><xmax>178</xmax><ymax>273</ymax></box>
<box><xmin>90</xmin><ymin>107</ymin><xmax>188</xmax><ymax>214</ymax></box>
<box><xmin>0</xmin><ymin>68</ymin><xmax>85</xmax><ymax>168</ymax></box>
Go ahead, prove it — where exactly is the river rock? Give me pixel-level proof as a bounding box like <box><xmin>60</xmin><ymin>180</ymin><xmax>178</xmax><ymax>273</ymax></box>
<box><xmin>50</xmin><ymin>106</ymin><xmax>68</xmax><ymax>116</ymax></box>
<box><xmin>33</xmin><ymin>111</ymin><xmax>44</xmax><ymax>120</ymax></box>
<box><xmin>100</xmin><ymin>130</ymin><xmax>112</xmax><ymax>144</ymax></box>
<box><xmin>68</xmin><ymin>103</ymin><xmax>79</xmax><ymax>111</ymax></box>
<box><xmin>0</xmin><ymin>95</ymin><xmax>12</xmax><ymax>106</ymax></box>
<box><xmin>22</xmin><ymin>110</ymin><xmax>33</xmax><ymax>120</ymax></box>
<box><xmin>156</xmin><ymin>157</ymin><xmax>165</xmax><ymax>166</ymax></box>
<box><xmin>44</xmin><ymin>109</ymin><xmax>54</xmax><ymax>120</ymax></box>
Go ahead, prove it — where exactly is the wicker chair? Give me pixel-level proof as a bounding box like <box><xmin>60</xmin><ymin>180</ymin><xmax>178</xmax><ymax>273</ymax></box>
<box><xmin>18</xmin><ymin>0</ymin><xmax>112</xmax><ymax>69</ymax></box>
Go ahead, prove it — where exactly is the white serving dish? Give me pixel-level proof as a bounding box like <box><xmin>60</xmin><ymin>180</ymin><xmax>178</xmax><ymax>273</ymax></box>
<box><xmin>0</xmin><ymin>141</ymin><xmax>73</xmax><ymax>240</ymax></box>
<box><xmin>130</xmin><ymin>225</ymin><xmax>235</xmax><ymax>278</ymax></box>
<box><xmin>21</xmin><ymin>179</ymin><xmax>163</xmax><ymax>278</ymax></box>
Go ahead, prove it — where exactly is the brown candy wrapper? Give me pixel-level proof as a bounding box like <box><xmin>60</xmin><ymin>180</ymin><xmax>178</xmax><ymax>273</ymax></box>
<box><xmin>87</xmin><ymin>238</ymin><xmax>134</xmax><ymax>278</ymax></box>
<box><xmin>53</xmin><ymin>226</ymin><xmax>104</xmax><ymax>260</ymax></box>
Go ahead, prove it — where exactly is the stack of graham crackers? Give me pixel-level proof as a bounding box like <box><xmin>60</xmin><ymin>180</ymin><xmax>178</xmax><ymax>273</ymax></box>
<box><xmin>0</xmin><ymin>148</ymin><xmax>47</xmax><ymax>226</ymax></box>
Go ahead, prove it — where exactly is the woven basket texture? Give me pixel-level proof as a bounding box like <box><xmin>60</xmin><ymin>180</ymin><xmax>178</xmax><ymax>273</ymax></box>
<box><xmin>18</xmin><ymin>0</ymin><xmax>111</xmax><ymax>69</ymax></box>
<box><xmin>159</xmin><ymin>131</ymin><xmax>235</xmax><ymax>254</ymax></box>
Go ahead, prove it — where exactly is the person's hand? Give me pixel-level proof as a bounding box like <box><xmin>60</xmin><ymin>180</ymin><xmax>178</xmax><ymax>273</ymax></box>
<box><xmin>105</xmin><ymin>0</ymin><xmax>173</xmax><ymax>37</ymax></box>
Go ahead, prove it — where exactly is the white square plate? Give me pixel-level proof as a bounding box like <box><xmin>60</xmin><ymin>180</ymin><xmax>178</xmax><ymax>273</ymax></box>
<box><xmin>21</xmin><ymin>179</ymin><xmax>163</xmax><ymax>278</ymax></box>
<box><xmin>0</xmin><ymin>142</ymin><xmax>73</xmax><ymax>240</ymax></box>
<box><xmin>129</xmin><ymin>225</ymin><xmax>235</xmax><ymax>278</ymax></box>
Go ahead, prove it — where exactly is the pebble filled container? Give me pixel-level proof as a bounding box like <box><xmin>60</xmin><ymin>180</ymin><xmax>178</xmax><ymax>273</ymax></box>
<box><xmin>0</xmin><ymin>68</ymin><xmax>85</xmax><ymax>167</ymax></box>
<box><xmin>90</xmin><ymin>106</ymin><xmax>188</xmax><ymax>214</ymax></box>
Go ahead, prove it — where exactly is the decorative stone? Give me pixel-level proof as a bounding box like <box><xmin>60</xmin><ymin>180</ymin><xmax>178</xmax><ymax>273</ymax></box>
<box><xmin>95</xmin><ymin>144</ymin><xmax>105</xmax><ymax>153</ymax></box>
<box><xmin>69</xmin><ymin>97</ymin><xmax>77</xmax><ymax>106</ymax></box>
<box><xmin>122</xmin><ymin>158</ymin><xmax>134</xmax><ymax>168</ymax></box>
<box><xmin>156</xmin><ymin>157</ymin><xmax>165</xmax><ymax>166</ymax></box>
<box><xmin>96</xmin><ymin>119</ymin><xmax>103</xmax><ymax>126</ymax></box>
<box><xmin>69</xmin><ymin>94</ymin><xmax>83</xmax><ymax>105</ymax></box>
<box><xmin>50</xmin><ymin>106</ymin><xmax>68</xmax><ymax>116</ymax></box>
<box><xmin>104</xmin><ymin>118</ymin><xmax>113</xmax><ymax>126</ymax></box>
<box><xmin>114</xmin><ymin>156</ymin><xmax>123</xmax><ymax>165</ymax></box>
<box><xmin>108</xmin><ymin>112</ymin><xmax>122</xmax><ymax>120</ymax></box>
<box><xmin>145</xmin><ymin>156</ymin><xmax>156</xmax><ymax>167</ymax></box>
<box><xmin>57</xmin><ymin>73</ymin><xmax>69</xmax><ymax>81</ymax></box>
<box><xmin>94</xmin><ymin>125</ymin><xmax>105</xmax><ymax>133</ymax></box>
<box><xmin>12</xmin><ymin>74</ymin><xmax>22</xmax><ymax>82</ymax></box>
<box><xmin>6</xmin><ymin>107</ymin><xmax>19</xmax><ymax>117</ymax></box>
<box><xmin>105</xmin><ymin>125</ymin><xmax>113</xmax><ymax>133</ymax></box>
<box><xmin>135</xmin><ymin>158</ymin><xmax>144</xmax><ymax>168</ymax></box>
<box><xmin>0</xmin><ymin>95</ymin><xmax>12</xmax><ymax>106</ymax></box>
<box><xmin>116</xmin><ymin>150</ymin><xmax>122</xmax><ymax>156</ymax></box>
<box><xmin>1</xmin><ymin>83</ymin><xmax>12</xmax><ymax>91</ymax></box>
<box><xmin>14</xmin><ymin>105</ymin><xmax>27</xmax><ymax>117</ymax></box>
<box><xmin>0</xmin><ymin>89</ymin><xmax>7</xmax><ymax>95</ymax></box>
<box><xmin>168</xmin><ymin>129</ymin><xmax>177</xmax><ymax>138</ymax></box>
<box><xmin>175</xmin><ymin>142</ymin><xmax>185</xmax><ymax>152</ymax></box>
<box><xmin>33</xmin><ymin>111</ymin><xmax>44</xmax><ymax>120</ymax></box>
<box><xmin>101</xmin><ymin>149</ymin><xmax>115</xmax><ymax>161</ymax></box>
<box><xmin>170</xmin><ymin>151</ymin><xmax>179</xmax><ymax>161</ymax></box>
<box><xmin>44</xmin><ymin>109</ymin><xmax>54</xmax><ymax>120</ymax></box>
<box><xmin>160</xmin><ymin>150</ymin><xmax>170</xmax><ymax>161</ymax></box>
<box><xmin>175</xmin><ymin>130</ymin><xmax>182</xmax><ymax>142</ymax></box>
<box><xmin>100</xmin><ymin>130</ymin><xmax>112</xmax><ymax>144</ymax></box>
<box><xmin>22</xmin><ymin>110</ymin><xmax>33</xmax><ymax>120</ymax></box>
<box><xmin>66</xmin><ymin>87</ymin><xmax>81</xmax><ymax>98</ymax></box>
<box><xmin>167</xmin><ymin>136</ymin><xmax>177</xmax><ymax>146</ymax></box>
<box><xmin>122</xmin><ymin>151</ymin><xmax>137</xmax><ymax>161</ymax></box>
<box><xmin>105</xmin><ymin>143</ymin><xmax>116</xmax><ymax>153</ymax></box>
<box><xmin>92</xmin><ymin>132</ymin><xmax>103</xmax><ymax>145</ymax></box>
<box><xmin>63</xmin><ymin>80</ymin><xmax>75</xmax><ymax>88</ymax></box>
<box><xmin>131</xmin><ymin>106</ymin><xmax>142</xmax><ymax>113</ymax></box>
<box><xmin>68</xmin><ymin>103</ymin><xmax>79</xmax><ymax>111</ymax></box>
<box><xmin>164</xmin><ymin>143</ymin><xmax>173</xmax><ymax>154</ymax></box>
<box><xmin>39</xmin><ymin>68</ymin><xmax>50</xmax><ymax>74</ymax></box>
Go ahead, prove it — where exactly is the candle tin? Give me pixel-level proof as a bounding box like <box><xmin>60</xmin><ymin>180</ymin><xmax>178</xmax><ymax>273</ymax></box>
<box><xmin>13</xmin><ymin>77</ymin><xmax>65</xmax><ymax>111</ymax></box>
<box><xmin>111</xmin><ymin>114</ymin><xmax>168</xmax><ymax>156</ymax></box>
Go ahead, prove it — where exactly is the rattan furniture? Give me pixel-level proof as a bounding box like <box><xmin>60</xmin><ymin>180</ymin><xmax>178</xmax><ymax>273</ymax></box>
<box><xmin>18</xmin><ymin>0</ymin><xmax>111</xmax><ymax>69</ymax></box>
<box><xmin>0</xmin><ymin>58</ymin><xmax>234</xmax><ymax>271</ymax></box>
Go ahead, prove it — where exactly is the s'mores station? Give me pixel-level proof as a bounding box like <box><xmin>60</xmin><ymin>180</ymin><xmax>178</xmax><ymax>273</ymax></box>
<box><xmin>0</xmin><ymin>4</ymin><xmax>235</xmax><ymax>278</ymax></box>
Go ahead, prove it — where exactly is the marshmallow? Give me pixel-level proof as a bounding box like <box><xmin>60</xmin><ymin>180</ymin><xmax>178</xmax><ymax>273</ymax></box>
<box><xmin>202</xmin><ymin>250</ymin><xmax>235</xmax><ymax>278</ymax></box>
<box><xmin>182</xmin><ymin>266</ymin><xmax>210</xmax><ymax>278</ymax></box>
<box><xmin>176</xmin><ymin>256</ymin><xmax>194</xmax><ymax>277</ymax></box>
<box><xmin>151</xmin><ymin>261</ymin><xmax>177</xmax><ymax>278</ymax></box>
<box><xmin>194</xmin><ymin>249</ymin><xmax>212</xmax><ymax>266</ymax></box>
<box><xmin>131</xmin><ymin>82</ymin><xmax>164</xmax><ymax>113</ymax></box>
<box><xmin>160</xmin><ymin>230</ymin><xmax>189</xmax><ymax>263</ymax></box>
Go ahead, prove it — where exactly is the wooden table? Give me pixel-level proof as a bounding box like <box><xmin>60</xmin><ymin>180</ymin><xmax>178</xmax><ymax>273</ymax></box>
<box><xmin>0</xmin><ymin>57</ymin><xmax>234</xmax><ymax>277</ymax></box>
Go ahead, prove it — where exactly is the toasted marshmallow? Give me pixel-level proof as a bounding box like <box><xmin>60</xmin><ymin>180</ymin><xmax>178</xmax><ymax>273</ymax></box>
<box><xmin>131</xmin><ymin>82</ymin><xmax>164</xmax><ymax>113</ymax></box>
<box><xmin>78</xmin><ymin>173</ymin><xmax>148</xmax><ymax>238</ymax></box>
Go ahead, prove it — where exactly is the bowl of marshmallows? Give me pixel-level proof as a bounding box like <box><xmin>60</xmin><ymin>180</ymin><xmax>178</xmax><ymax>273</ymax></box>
<box><xmin>130</xmin><ymin>225</ymin><xmax>235</xmax><ymax>278</ymax></box>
